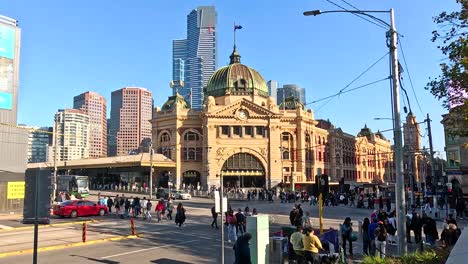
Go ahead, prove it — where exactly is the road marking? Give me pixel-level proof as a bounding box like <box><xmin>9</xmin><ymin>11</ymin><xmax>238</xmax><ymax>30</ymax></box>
<box><xmin>0</xmin><ymin>235</ymin><xmax>139</xmax><ymax>258</ymax></box>
<box><xmin>0</xmin><ymin>225</ymin><xmax>13</xmax><ymax>230</ymax></box>
<box><xmin>101</xmin><ymin>239</ymin><xmax>199</xmax><ymax>259</ymax></box>
<box><xmin>0</xmin><ymin>220</ymin><xmax>100</xmax><ymax>232</ymax></box>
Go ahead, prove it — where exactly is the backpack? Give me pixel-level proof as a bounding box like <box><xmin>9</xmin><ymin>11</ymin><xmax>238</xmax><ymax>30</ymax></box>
<box><xmin>147</xmin><ymin>201</ymin><xmax>152</xmax><ymax>211</ymax></box>
<box><xmin>377</xmin><ymin>227</ymin><xmax>387</xmax><ymax>241</ymax></box>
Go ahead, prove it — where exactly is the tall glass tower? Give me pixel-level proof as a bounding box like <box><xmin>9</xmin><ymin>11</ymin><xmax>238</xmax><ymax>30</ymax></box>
<box><xmin>172</xmin><ymin>6</ymin><xmax>217</xmax><ymax>109</ymax></box>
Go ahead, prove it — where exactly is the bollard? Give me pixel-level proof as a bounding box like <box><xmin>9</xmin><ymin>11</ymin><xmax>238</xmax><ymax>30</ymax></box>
<box><xmin>82</xmin><ymin>222</ymin><xmax>87</xmax><ymax>243</ymax></box>
<box><xmin>130</xmin><ymin>217</ymin><xmax>136</xmax><ymax>236</ymax></box>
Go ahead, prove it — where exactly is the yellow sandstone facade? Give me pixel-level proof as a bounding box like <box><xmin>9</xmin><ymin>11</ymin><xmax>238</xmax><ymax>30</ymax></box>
<box><xmin>151</xmin><ymin>48</ymin><xmax>394</xmax><ymax>190</ymax></box>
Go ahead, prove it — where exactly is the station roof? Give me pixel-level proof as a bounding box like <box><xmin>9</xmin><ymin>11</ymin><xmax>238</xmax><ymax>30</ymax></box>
<box><xmin>27</xmin><ymin>153</ymin><xmax>176</xmax><ymax>170</ymax></box>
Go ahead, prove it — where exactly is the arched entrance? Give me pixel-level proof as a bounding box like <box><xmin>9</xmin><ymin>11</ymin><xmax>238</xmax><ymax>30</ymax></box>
<box><xmin>183</xmin><ymin>170</ymin><xmax>201</xmax><ymax>187</ymax></box>
<box><xmin>221</xmin><ymin>153</ymin><xmax>265</xmax><ymax>188</ymax></box>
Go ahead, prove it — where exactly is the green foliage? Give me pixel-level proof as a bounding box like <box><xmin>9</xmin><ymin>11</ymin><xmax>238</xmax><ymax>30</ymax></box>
<box><xmin>426</xmin><ymin>0</ymin><xmax>467</xmax><ymax>136</ymax></box>
<box><xmin>361</xmin><ymin>249</ymin><xmax>451</xmax><ymax>264</ymax></box>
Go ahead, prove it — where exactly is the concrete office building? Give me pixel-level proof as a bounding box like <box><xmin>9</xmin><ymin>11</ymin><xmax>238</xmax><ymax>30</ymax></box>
<box><xmin>0</xmin><ymin>15</ymin><xmax>27</xmax><ymax>182</ymax></box>
<box><xmin>21</xmin><ymin>126</ymin><xmax>52</xmax><ymax>163</ymax></box>
<box><xmin>172</xmin><ymin>6</ymin><xmax>217</xmax><ymax>109</ymax></box>
<box><xmin>54</xmin><ymin>109</ymin><xmax>90</xmax><ymax>161</ymax></box>
<box><xmin>108</xmin><ymin>87</ymin><xmax>152</xmax><ymax>156</ymax></box>
<box><xmin>277</xmin><ymin>84</ymin><xmax>306</xmax><ymax>106</ymax></box>
<box><xmin>73</xmin><ymin>91</ymin><xmax>107</xmax><ymax>158</ymax></box>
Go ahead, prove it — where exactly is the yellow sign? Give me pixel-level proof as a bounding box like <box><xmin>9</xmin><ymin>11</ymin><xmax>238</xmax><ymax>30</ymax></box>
<box><xmin>7</xmin><ymin>181</ymin><xmax>25</xmax><ymax>199</ymax></box>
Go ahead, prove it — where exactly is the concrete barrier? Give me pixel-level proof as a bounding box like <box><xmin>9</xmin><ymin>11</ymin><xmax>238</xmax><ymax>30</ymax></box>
<box><xmin>446</xmin><ymin>227</ymin><xmax>468</xmax><ymax>264</ymax></box>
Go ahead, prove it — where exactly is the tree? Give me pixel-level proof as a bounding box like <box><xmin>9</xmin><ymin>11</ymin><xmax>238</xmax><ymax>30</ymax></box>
<box><xmin>426</xmin><ymin>0</ymin><xmax>467</xmax><ymax>136</ymax></box>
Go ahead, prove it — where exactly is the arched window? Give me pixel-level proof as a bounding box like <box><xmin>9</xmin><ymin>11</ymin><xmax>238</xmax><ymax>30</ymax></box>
<box><xmin>160</xmin><ymin>132</ymin><xmax>170</xmax><ymax>143</ymax></box>
<box><xmin>234</xmin><ymin>79</ymin><xmax>247</xmax><ymax>91</ymax></box>
<box><xmin>184</xmin><ymin>131</ymin><xmax>200</xmax><ymax>141</ymax></box>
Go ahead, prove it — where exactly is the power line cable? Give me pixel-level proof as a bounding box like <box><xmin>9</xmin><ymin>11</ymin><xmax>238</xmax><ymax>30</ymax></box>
<box><xmin>325</xmin><ymin>0</ymin><xmax>389</xmax><ymax>30</ymax></box>
<box><xmin>398</xmin><ymin>37</ymin><xmax>424</xmax><ymax>116</ymax></box>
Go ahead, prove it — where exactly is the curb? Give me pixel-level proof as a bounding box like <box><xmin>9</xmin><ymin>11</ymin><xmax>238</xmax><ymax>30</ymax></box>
<box><xmin>0</xmin><ymin>220</ymin><xmax>100</xmax><ymax>232</ymax></box>
<box><xmin>0</xmin><ymin>234</ymin><xmax>141</xmax><ymax>258</ymax></box>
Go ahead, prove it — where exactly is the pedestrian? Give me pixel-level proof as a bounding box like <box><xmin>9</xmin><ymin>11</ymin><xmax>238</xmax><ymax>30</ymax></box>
<box><xmin>227</xmin><ymin>210</ymin><xmax>238</xmax><ymax>243</ymax></box>
<box><xmin>175</xmin><ymin>202</ymin><xmax>186</xmax><ymax>228</ymax></box>
<box><xmin>374</xmin><ymin>221</ymin><xmax>387</xmax><ymax>258</ymax></box>
<box><xmin>141</xmin><ymin>197</ymin><xmax>147</xmax><ymax>219</ymax></box>
<box><xmin>244</xmin><ymin>207</ymin><xmax>251</xmax><ymax>217</ymax></box>
<box><xmin>386</xmin><ymin>213</ymin><xmax>397</xmax><ymax>245</ymax></box>
<box><xmin>412</xmin><ymin>212</ymin><xmax>422</xmax><ymax>244</ymax></box>
<box><xmin>146</xmin><ymin>199</ymin><xmax>152</xmax><ymax>221</ymax></box>
<box><xmin>124</xmin><ymin>198</ymin><xmax>131</xmax><ymax>218</ymax></box>
<box><xmin>211</xmin><ymin>206</ymin><xmax>219</xmax><ymax>229</ymax></box>
<box><xmin>303</xmin><ymin>226</ymin><xmax>323</xmax><ymax>263</ymax></box>
<box><xmin>106</xmin><ymin>196</ymin><xmax>114</xmax><ymax>214</ymax></box>
<box><xmin>290</xmin><ymin>225</ymin><xmax>305</xmax><ymax>263</ymax></box>
<box><xmin>368</xmin><ymin>218</ymin><xmax>378</xmax><ymax>256</ymax></box>
<box><xmin>386</xmin><ymin>197</ymin><xmax>391</xmax><ymax>212</ymax></box>
<box><xmin>422</xmin><ymin>213</ymin><xmax>438</xmax><ymax>246</ymax></box>
<box><xmin>362</xmin><ymin>218</ymin><xmax>371</xmax><ymax>255</ymax></box>
<box><xmin>456</xmin><ymin>197</ymin><xmax>465</xmax><ymax>219</ymax></box>
<box><xmin>290</xmin><ymin>207</ymin><xmax>298</xmax><ymax>226</ymax></box>
<box><xmin>301</xmin><ymin>211</ymin><xmax>312</xmax><ymax>229</ymax></box>
<box><xmin>340</xmin><ymin>217</ymin><xmax>353</xmax><ymax>256</ymax></box>
<box><xmin>167</xmin><ymin>198</ymin><xmax>174</xmax><ymax>220</ymax></box>
<box><xmin>236</xmin><ymin>208</ymin><xmax>246</xmax><ymax>235</ymax></box>
<box><xmin>379</xmin><ymin>196</ymin><xmax>384</xmax><ymax>211</ymax></box>
<box><xmin>155</xmin><ymin>199</ymin><xmax>164</xmax><ymax>222</ymax></box>
<box><xmin>252</xmin><ymin>208</ymin><xmax>258</xmax><ymax>215</ymax></box>
<box><xmin>233</xmin><ymin>233</ymin><xmax>252</xmax><ymax>264</ymax></box>
<box><xmin>441</xmin><ymin>223</ymin><xmax>461</xmax><ymax>248</ymax></box>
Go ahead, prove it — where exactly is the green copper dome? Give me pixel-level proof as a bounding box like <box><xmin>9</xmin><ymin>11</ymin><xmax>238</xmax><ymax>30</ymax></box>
<box><xmin>162</xmin><ymin>93</ymin><xmax>190</xmax><ymax>110</ymax></box>
<box><xmin>279</xmin><ymin>96</ymin><xmax>305</xmax><ymax>110</ymax></box>
<box><xmin>205</xmin><ymin>47</ymin><xmax>269</xmax><ymax>98</ymax></box>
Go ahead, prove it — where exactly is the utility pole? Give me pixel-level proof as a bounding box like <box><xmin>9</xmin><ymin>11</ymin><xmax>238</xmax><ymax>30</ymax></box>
<box><xmin>389</xmin><ymin>8</ymin><xmax>407</xmax><ymax>255</ymax></box>
<box><xmin>426</xmin><ymin>113</ymin><xmax>438</xmax><ymax>218</ymax></box>
<box><xmin>220</xmin><ymin>174</ymin><xmax>224</xmax><ymax>264</ymax></box>
<box><xmin>52</xmin><ymin>118</ymin><xmax>58</xmax><ymax>202</ymax></box>
<box><xmin>149</xmin><ymin>141</ymin><xmax>153</xmax><ymax>200</ymax></box>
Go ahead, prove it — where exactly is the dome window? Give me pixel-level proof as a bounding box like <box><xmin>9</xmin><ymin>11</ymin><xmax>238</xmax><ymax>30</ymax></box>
<box><xmin>234</xmin><ymin>79</ymin><xmax>247</xmax><ymax>91</ymax></box>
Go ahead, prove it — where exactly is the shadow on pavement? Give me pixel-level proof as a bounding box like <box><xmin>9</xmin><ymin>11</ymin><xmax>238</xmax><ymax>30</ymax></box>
<box><xmin>150</xmin><ymin>259</ymin><xmax>192</xmax><ymax>264</ymax></box>
<box><xmin>70</xmin><ymin>254</ymin><xmax>120</xmax><ymax>264</ymax></box>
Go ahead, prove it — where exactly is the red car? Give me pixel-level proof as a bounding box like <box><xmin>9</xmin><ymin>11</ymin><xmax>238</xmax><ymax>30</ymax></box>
<box><xmin>53</xmin><ymin>200</ymin><xmax>108</xmax><ymax>218</ymax></box>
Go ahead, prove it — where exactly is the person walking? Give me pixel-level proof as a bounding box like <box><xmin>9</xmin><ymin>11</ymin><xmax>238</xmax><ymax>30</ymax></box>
<box><xmin>145</xmin><ymin>199</ymin><xmax>152</xmax><ymax>221</ymax></box>
<box><xmin>175</xmin><ymin>203</ymin><xmax>186</xmax><ymax>229</ymax></box>
<box><xmin>166</xmin><ymin>198</ymin><xmax>174</xmax><ymax>220</ymax></box>
<box><xmin>227</xmin><ymin>210</ymin><xmax>238</xmax><ymax>243</ymax></box>
<box><xmin>386</xmin><ymin>197</ymin><xmax>391</xmax><ymax>213</ymax></box>
<box><xmin>140</xmin><ymin>197</ymin><xmax>147</xmax><ymax>219</ymax></box>
<box><xmin>233</xmin><ymin>233</ymin><xmax>252</xmax><ymax>264</ymax></box>
<box><xmin>211</xmin><ymin>206</ymin><xmax>219</xmax><ymax>229</ymax></box>
<box><xmin>235</xmin><ymin>208</ymin><xmax>246</xmax><ymax>235</ymax></box>
<box><xmin>386</xmin><ymin>213</ymin><xmax>397</xmax><ymax>245</ymax></box>
<box><xmin>290</xmin><ymin>225</ymin><xmax>305</xmax><ymax>263</ymax></box>
<box><xmin>379</xmin><ymin>196</ymin><xmax>384</xmax><ymax>211</ymax></box>
<box><xmin>155</xmin><ymin>199</ymin><xmax>164</xmax><ymax>222</ymax></box>
<box><xmin>456</xmin><ymin>197</ymin><xmax>465</xmax><ymax>219</ymax></box>
<box><xmin>362</xmin><ymin>218</ymin><xmax>371</xmax><ymax>255</ymax></box>
<box><xmin>340</xmin><ymin>217</ymin><xmax>353</xmax><ymax>256</ymax></box>
<box><xmin>368</xmin><ymin>218</ymin><xmax>378</xmax><ymax>256</ymax></box>
<box><xmin>106</xmin><ymin>196</ymin><xmax>114</xmax><ymax>214</ymax></box>
<box><xmin>412</xmin><ymin>212</ymin><xmax>423</xmax><ymax>244</ymax></box>
<box><xmin>422</xmin><ymin>213</ymin><xmax>438</xmax><ymax>246</ymax></box>
<box><xmin>303</xmin><ymin>227</ymin><xmax>323</xmax><ymax>263</ymax></box>
<box><xmin>301</xmin><ymin>211</ymin><xmax>312</xmax><ymax>229</ymax></box>
<box><xmin>374</xmin><ymin>221</ymin><xmax>387</xmax><ymax>258</ymax></box>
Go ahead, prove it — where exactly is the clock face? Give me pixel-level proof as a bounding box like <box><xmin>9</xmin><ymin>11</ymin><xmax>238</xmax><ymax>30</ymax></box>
<box><xmin>238</xmin><ymin>109</ymin><xmax>248</xmax><ymax>120</ymax></box>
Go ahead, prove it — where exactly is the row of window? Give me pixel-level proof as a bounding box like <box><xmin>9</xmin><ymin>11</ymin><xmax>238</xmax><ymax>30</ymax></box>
<box><xmin>220</xmin><ymin>126</ymin><xmax>267</xmax><ymax>138</ymax></box>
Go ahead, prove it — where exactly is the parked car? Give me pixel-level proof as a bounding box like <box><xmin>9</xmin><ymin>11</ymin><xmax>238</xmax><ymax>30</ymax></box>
<box><xmin>156</xmin><ymin>188</ymin><xmax>176</xmax><ymax>199</ymax></box>
<box><xmin>175</xmin><ymin>191</ymin><xmax>191</xmax><ymax>200</ymax></box>
<box><xmin>53</xmin><ymin>200</ymin><xmax>108</xmax><ymax>218</ymax></box>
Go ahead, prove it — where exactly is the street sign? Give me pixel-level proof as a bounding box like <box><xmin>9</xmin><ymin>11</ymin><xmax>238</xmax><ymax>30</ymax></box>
<box><xmin>214</xmin><ymin>191</ymin><xmax>227</xmax><ymax>213</ymax></box>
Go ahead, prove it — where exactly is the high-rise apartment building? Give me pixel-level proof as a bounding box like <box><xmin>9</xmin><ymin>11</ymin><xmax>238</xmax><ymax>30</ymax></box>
<box><xmin>172</xmin><ymin>6</ymin><xmax>217</xmax><ymax>109</ymax></box>
<box><xmin>109</xmin><ymin>87</ymin><xmax>152</xmax><ymax>156</ymax></box>
<box><xmin>73</xmin><ymin>91</ymin><xmax>107</xmax><ymax>158</ymax></box>
<box><xmin>22</xmin><ymin>126</ymin><xmax>52</xmax><ymax>163</ymax></box>
<box><xmin>267</xmin><ymin>80</ymin><xmax>278</xmax><ymax>105</ymax></box>
<box><xmin>277</xmin><ymin>84</ymin><xmax>306</xmax><ymax>106</ymax></box>
<box><xmin>54</xmin><ymin>109</ymin><xmax>90</xmax><ymax>161</ymax></box>
<box><xmin>0</xmin><ymin>15</ymin><xmax>28</xmax><ymax>175</ymax></box>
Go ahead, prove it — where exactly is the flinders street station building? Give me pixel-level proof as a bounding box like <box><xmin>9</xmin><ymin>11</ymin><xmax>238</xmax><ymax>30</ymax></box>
<box><xmin>151</xmin><ymin>47</ymin><xmax>394</xmax><ymax>191</ymax></box>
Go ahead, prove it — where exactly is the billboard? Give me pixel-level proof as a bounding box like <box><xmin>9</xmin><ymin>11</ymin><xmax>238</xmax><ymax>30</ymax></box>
<box><xmin>0</xmin><ymin>24</ymin><xmax>15</xmax><ymax>110</ymax></box>
<box><xmin>0</xmin><ymin>25</ymin><xmax>15</xmax><ymax>59</ymax></box>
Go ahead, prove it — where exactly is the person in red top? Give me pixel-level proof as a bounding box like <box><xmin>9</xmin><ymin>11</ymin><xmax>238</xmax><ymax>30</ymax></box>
<box><xmin>155</xmin><ymin>199</ymin><xmax>165</xmax><ymax>222</ymax></box>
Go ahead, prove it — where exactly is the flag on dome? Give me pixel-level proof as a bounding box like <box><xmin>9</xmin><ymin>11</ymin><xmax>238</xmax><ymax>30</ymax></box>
<box><xmin>234</xmin><ymin>24</ymin><xmax>242</xmax><ymax>30</ymax></box>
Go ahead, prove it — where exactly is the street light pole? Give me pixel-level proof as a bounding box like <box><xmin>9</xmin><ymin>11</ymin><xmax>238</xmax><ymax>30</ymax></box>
<box><xmin>149</xmin><ymin>141</ymin><xmax>153</xmax><ymax>200</ymax></box>
<box><xmin>304</xmin><ymin>7</ymin><xmax>407</xmax><ymax>255</ymax></box>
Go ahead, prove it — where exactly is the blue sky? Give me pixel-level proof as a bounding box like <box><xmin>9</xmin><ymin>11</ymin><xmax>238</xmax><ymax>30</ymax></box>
<box><xmin>2</xmin><ymin>0</ymin><xmax>459</xmax><ymax>156</ymax></box>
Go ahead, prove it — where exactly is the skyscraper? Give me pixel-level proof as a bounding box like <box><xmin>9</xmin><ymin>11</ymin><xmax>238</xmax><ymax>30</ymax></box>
<box><xmin>73</xmin><ymin>91</ymin><xmax>107</xmax><ymax>158</ymax></box>
<box><xmin>109</xmin><ymin>87</ymin><xmax>152</xmax><ymax>156</ymax></box>
<box><xmin>54</xmin><ymin>109</ymin><xmax>90</xmax><ymax>161</ymax></box>
<box><xmin>267</xmin><ymin>80</ymin><xmax>278</xmax><ymax>104</ymax></box>
<box><xmin>277</xmin><ymin>84</ymin><xmax>306</xmax><ymax>106</ymax></box>
<box><xmin>0</xmin><ymin>15</ymin><xmax>27</xmax><ymax>174</ymax></box>
<box><xmin>172</xmin><ymin>6</ymin><xmax>217</xmax><ymax>109</ymax></box>
<box><xmin>21</xmin><ymin>126</ymin><xmax>53</xmax><ymax>163</ymax></box>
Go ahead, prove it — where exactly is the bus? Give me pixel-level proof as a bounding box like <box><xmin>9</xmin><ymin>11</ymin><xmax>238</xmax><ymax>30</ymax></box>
<box><xmin>57</xmin><ymin>175</ymin><xmax>90</xmax><ymax>197</ymax></box>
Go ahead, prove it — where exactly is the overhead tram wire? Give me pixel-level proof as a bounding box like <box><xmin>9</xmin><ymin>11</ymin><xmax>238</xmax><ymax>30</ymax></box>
<box><xmin>398</xmin><ymin>37</ymin><xmax>425</xmax><ymax>116</ymax></box>
<box><xmin>325</xmin><ymin>0</ymin><xmax>389</xmax><ymax>30</ymax></box>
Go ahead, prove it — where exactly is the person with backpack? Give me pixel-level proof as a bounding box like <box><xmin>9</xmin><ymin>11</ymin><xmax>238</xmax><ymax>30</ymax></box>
<box><xmin>106</xmin><ymin>196</ymin><xmax>114</xmax><ymax>214</ymax></box>
<box><xmin>166</xmin><ymin>198</ymin><xmax>174</xmax><ymax>220</ymax></box>
<box><xmin>227</xmin><ymin>210</ymin><xmax>238</xmax><ymax>243</ymax></box>
<box><xmin>155</xmin><ymin>199</ymin><xmax>165</xmax><ymax>222</ymax></box>
<box><xmin>340</xmin><ymin>217</ymin><xmax>353</xmax><ymax>256</ymax></box>
<box><xmin>235</xmin><ymin>208</ymin><xmax>246</xmax><ymax>235</ymax></box>
<box><xmin>175</xmin><ymin>203</ymin><xmax>186</xmax><ymax>229</ymax></box>
<box><xmin>386</xmin><ymin>213</ymin><xmax>397</xmax><ymax>245</ymax></box>
<box><xmin>145</xmin><ymin>199</ymin><xmax>152</xmax><ymax>221</ymax></box>
<box><xmin>368</xmin><ymin>218</ymin><xmax>378</xmax><ymax>256</ymax></box>
<box><xmin>374</xmin><ymin>221</ymin><xmax>387</xmax><ymax>258</ymax></box>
